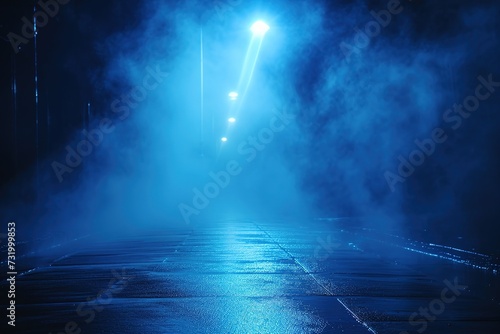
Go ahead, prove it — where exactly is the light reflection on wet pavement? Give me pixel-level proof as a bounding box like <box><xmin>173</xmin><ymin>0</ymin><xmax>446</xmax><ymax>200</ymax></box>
<box><xmin>4</xmin><ymin>219</ymin><xmax>500</xmax><ymax>333</ymax></box>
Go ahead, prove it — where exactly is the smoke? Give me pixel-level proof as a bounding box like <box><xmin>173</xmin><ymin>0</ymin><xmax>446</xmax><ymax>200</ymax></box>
<box><xmin>25</xmin><ymin>0</ymin><xmax>316</xmax><ymax>241</ymax></box>
<box><xmin>2</xmin><ymin>0</ymin><xmax>499</xmax><ymax>255</ymax></box>
<box><xmin>277</xmin><ymin>0</ymin><xmax>500</xmax><ymax>251</ymax></box>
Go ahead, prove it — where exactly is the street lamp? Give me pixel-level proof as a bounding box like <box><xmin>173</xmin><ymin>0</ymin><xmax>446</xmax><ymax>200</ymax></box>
<box><xmin>228</xmin><ymin>91</ymin><xmax>238</xmax><ymax>101</ymax></box>
<box><xmin>251</xmin><ymin>21</ymin><xmax>270</xmax><ymax>35</ymax></box>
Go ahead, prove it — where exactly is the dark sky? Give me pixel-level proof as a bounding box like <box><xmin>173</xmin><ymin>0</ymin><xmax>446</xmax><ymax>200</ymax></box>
<box><xmin>0</xmin><ymin>0</ymin><xmax>499</xmax><ymax>255</ymax></box>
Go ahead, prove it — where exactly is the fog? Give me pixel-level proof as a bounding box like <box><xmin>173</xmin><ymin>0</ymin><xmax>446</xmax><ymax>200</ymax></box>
<box><xmin>1</xmin><ymin>0</ymin><xmax>499</xmax><ymax>255</ymax></box>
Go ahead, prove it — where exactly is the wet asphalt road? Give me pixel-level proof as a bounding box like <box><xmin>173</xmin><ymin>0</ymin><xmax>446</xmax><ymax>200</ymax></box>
<box><xmin>3</xmin><ymin>219</ymin><xmax>500</xmax><ymax>333</ymax></box>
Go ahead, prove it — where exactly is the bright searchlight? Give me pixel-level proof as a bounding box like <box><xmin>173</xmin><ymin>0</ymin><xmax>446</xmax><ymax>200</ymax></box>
<box><xmin>251</xmin><ymin>21</ymin><xmax>270</xmax><ymax>35</ymax></box>
<box><xmin>228</xmin><ymin>92</ymin><xmax>238</xmax><ymax>101</ymax></box>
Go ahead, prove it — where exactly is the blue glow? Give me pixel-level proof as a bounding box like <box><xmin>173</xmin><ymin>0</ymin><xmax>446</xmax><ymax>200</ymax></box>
<box><xmin>232</xmin><ymin>35</ymin><xmax>266</xmax><ymax>114</ymax></box>
<box><xmin>228</xmin><ymin>92</ymin><xmax>238</xmax><ymax>101</ymax></box>
<box><xmin>251</xmin><ymin>21</ymin><xmax>270</xmax><ymax>35</ymax></box>
<box><xmin>228</xmin><ymin>117</ymin><xmax>236</xmax><ymax>123</ymax></box>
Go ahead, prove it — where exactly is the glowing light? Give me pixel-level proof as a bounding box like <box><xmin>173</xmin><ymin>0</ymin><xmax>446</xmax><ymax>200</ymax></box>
<box><xmin>228</xmin><ymin>91</ymin><xmax>238</xmax><ymax>101</ymax></box>
<box><xmin>221</xmin><ymin>137</ymin><xmax>228</xmax><ymax>142</ymax></box>
<box><xmin>251</xmin><ymin>21</ymin><xmax>270</xmax><ymax>35</ymax></box>
<box><xmin>228</xmin><ymin>117</ymin><xmax>236</xmax><ymax>123</ymax></box>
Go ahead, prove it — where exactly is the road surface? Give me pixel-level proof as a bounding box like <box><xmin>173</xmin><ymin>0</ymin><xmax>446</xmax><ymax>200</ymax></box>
<box><xmin>3</xmin><ymin>218</ymin><xmax>500</xmax><ymax>333</ymax></box>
